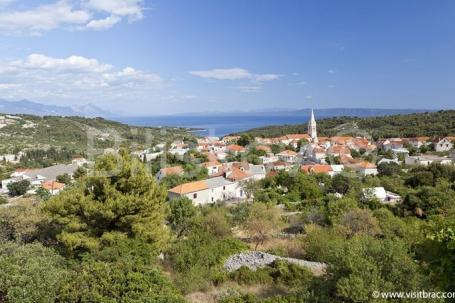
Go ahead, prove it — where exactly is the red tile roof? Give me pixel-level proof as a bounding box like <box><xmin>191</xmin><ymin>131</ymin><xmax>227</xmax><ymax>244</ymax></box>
<box><xmin>226</xmin><ymin>144</ymin><xmax>246</xmax><ymax>153</ymax></box>
<box><xmin>301</xmin><ymin>164</ymin><xmax>333</xmax><ymax>174</ymax></box>
<box><xmin>169</xmin><ymin>180</ymin><xmax>208</xmax><ymax>194</ymax></box>
<box><xmin>42</xmin><ymin>181</ymin><xmax>65</xmax><ymax>190</ymax></box>
<box><xmin>160</xmin><ymin>166</ymin><xmax>184</xmax><ymax>175</ymax></box>
<box><xmin>226</xmin><ymin>166</ymin><xmax>251</xmax><ymax>181</ymax></box>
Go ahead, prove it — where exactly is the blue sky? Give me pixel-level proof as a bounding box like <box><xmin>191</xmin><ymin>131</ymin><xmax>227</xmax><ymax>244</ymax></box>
<box><xmin>0</xmin><ymin>0</ymin><xmax>454</xmax><ymax>115</ymax></box>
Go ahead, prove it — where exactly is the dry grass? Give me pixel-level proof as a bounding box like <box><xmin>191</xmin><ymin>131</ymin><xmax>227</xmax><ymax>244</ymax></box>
<box><xmin>185</xmin><ymin>281</ymin><xmax>288</xmax><ymax>303</ymax></box>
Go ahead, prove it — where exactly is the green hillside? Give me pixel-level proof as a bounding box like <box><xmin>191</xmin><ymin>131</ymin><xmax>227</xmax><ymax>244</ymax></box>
<box><xmin>237</xmin><ymin>110</ymin><xmax>455</xmax><ymax>139</ymax></box>
<box><xmin>0</xmin><ymin>114</ymin><xmax>192</xmax><ymax>153</ymax></box>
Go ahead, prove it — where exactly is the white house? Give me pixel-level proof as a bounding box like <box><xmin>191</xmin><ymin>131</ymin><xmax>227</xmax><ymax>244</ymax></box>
<box><xmin>156</xmin><ymin>166</ymin><xmax>184</xmax><ymax>181</ymax></box>
<box><xmin>168</xmin><ymin>176</ymin><xmax>242</xmax><ymax>205</ymax></box>
<box><xmin>260</xmin><ymin>155</ymin><xmax>279</xmax><ymax>164</ymax></box>
<box><xmin>346</xmin><ymin>161</ymin><xmax>378</xmax><ymax>176</ymax></box>
<box><xmin>0</xmin><ymin>154</ymin><xmax>20</xmax><ymax>164</ymax></box>
<box><xmin>433</xmin><ymin>138</ymin><xmax>453</xmax><ymax>152</ymax></box>
<box><xmin>200</xmin><ymin>161</ymin><xmax>223</xmax><ymax>176</ymax></box>
<box><xmin>405</xmin><ymin>155</ymin><xmax>453</xmax><ymax>166</ymax></box>
<box><xmin>42</xmin><ymin>181</ymin><xmax>66</xmax><ymax>195</ymax></box>
<box><xmin>362</xmin><ymin>187</ymin><xmax>402</xmax><ymax>206</ymax></box>
<box><xmin>377</xmin><ymin>158</ymin><xmax>401</xmax><ymax>165</ymax></box>
<box><xmin>277</xmin><ymin>150</ymin><xmax>298</xmax><ymax>163</ymax></box>
<box><xmin>169</xmin><ymin>147</ymin><xmax>189</xmax><ymax>156</ymax></box>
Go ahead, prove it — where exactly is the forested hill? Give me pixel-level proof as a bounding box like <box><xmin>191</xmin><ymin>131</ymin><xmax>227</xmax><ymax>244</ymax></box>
<box><xmin>236</xmin><ymin>110</ymin><xmax>455</xmax><ymax>139</ymax></box>
<box><xmin>0</xmin><ymin>114</ymin><xmax>191</xmax><ymax>153</ymax></box>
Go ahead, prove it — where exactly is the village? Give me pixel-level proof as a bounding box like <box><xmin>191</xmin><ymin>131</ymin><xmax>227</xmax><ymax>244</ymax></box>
<box><xmin>0</xmin><ymin>110</ymin><xmax>454</xmax><ymax>209</ymax></box>
<box><xmin>145</xmin><ymin>110</ymin><xmax>455</xmax><ymax>206</ymax></box>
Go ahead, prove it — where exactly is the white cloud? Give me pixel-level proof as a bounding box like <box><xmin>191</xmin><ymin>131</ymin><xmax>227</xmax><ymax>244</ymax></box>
<box><xmin>0</xmin><ymin>1</ymin><xmax>90</xmax><ymax>35</ymax></box>
<box><xmin>86</xmin><ymin>15</ymin><xmax>121</xmax><ymax>30</ymax></box>
<box><xmin>12</xmin><ymin>53</ymin><xmax>112</xmax><ymax>73</ymax></box>
<box><xmin>328</xmin><ymin>69</ymin><xmax>335</xmax><ymax>74</ymax></box>
<box><xmin>189</xmin><ymin>68</ymin><xmax>281</xmax><ymax>82</ymax></box>
<box><xmin>0</xmin><ymin>0</ymin><xmax>145</xmax><ymax>35</ymax></box>
<box><xmin>84</xmin><ymin>0</ymin><xmax>144</xmax><ymax>20</ymax></box>
<box><xmin>0</xmin><ymin>53</ymin><xmax>163</xmax><ymax>105</ymax></box>
<box><xmin>305</xmin><ymin>95</ymin><xmax>313</xmax><ymax>100</ymax></box>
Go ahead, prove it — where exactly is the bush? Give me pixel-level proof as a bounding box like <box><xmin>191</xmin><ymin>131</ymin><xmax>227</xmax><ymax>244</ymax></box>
<box><xmin>230</xmin><ymin>266</ymin><xmax>273</xmax><ymax>285</ymax></box>
<box><xmin>7</xmin><ymin>180</ymin><xmax>30</xmax><ymax>196</ymax></box>
<box><xmin>167</xmin><ymin>229</ymin><xmax>248</xmax><ymax>293</ymax></box>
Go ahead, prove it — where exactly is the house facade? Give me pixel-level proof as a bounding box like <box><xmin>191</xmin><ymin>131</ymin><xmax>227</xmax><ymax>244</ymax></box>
<box><xmin>168</xmin><ymin>176</ymin><xmax>242</xmax><ymax>205</ymax></box>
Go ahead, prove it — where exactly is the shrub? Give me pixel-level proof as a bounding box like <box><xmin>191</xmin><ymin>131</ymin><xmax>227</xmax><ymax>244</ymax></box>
<box><xmin>7</xmin><ymin>180</ymin><xmax>30</xmax><ymax>196</ymax></box>
<box><xmin>230</xmin><ymin>266</ymin><xmax>273</xmax><ymax>285</ymax></box>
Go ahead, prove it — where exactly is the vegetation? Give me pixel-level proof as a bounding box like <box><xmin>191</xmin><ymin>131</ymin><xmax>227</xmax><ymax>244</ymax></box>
<box><xmin>1</xmin><ymin>131</ymin><xmax>455</xmax><ymax>302</ymax></box>
<box><xmin>0</xmin><ymin>113</ymin><xmax>192</xmax><ymax>154</ymax></box>
<box><xmin>7</xmin><ymin>180</ymin><xmax>30</xmax><ymax>196</ymax></box>
<box><xmin>43</xmin><ymin>150</ymin><xmax>170</xmax><ymax>256</ymax></box>
<box><xmin>237</xmin><ymin>110</ymin><xmax>455</xmax><ymax>139</ymax></box>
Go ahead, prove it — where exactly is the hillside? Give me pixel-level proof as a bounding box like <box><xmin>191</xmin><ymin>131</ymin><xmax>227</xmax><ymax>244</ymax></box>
<box><xmin>0</xmin><ymin>114</ymin><xmax>192</xmax><ymax>153</ymax></box>
<box><xmin>0</xmin><ymin>99</ymin><xmax>110</xmax><ymax>117</ymax></box>
<box><xmin>236</xmin><ymin>110</ymin><xmax>455</xmax><ymax>139</ymax></box>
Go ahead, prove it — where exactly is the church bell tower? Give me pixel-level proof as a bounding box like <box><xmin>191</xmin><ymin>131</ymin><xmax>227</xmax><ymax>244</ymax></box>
<box><xmin>308</xmin><ymin>109</ymin><xmax>318</xmax><ymax>143</ymax></box>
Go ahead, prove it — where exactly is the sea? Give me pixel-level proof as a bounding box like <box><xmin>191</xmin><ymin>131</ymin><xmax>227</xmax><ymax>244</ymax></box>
<box><xmin>116</xmin><ymin>115</ymin><xmax>314</xmax><ymax>137</ymax></box>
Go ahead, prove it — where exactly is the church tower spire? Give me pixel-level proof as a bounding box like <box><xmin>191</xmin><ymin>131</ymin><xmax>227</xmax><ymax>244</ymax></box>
<box><xmin>308</xmin><ymin>109</ymin><xmax>318</xmax><ymax>143</ymax></box>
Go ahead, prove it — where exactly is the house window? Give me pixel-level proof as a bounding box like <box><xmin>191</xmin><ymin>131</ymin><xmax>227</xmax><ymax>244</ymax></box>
<box><xmin>223</xmin><ymin>186</ymin><xmax>226</xmax><ymax>190</ymax></box>
<box><xmin>240</xmin><ymin>190</ymin><xmax>243</xmax><ymax>197</ymax></box>
<box><xmin>193</xmin><ymin>193</ymin><xmax>197</xmax><ymax>199</ymax></box>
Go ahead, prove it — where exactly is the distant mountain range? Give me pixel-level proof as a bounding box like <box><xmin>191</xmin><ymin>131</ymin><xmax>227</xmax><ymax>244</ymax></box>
<box><xmin>0</xmin><ymin>99</ymin><xmax>439</xmax><ymax>119</ymax></box>
<box><xmin>0</xmin><ymin>99</ymin><xmax>110</xmax><ymax>117</ymax></box>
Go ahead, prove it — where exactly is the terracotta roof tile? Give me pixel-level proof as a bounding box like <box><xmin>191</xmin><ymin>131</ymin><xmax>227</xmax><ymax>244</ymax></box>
<box><xmin>42</xmin><ymin>181</ymin><xmax>65</xmax><ymax>190</ymax></box>
<box><xmin>169</xmin><ymin>180</ymin><xmax>208</xmax><ymax>194</ymax></box>
<box><xmin>160</xmin><ymin>166</ymin><xmax>184</xmax><ymax>175</ymax></box>
<box><xmin>301</xmin><ymin>164</ymin><xmax>333</xmax><ymax>174</ymax></box>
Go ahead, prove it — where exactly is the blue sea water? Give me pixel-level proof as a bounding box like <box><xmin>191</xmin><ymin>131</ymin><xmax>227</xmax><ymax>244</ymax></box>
<box><xmin>116</xmin><ymin>115</ymin><xmax>314</xmax><ymax>137</ymax></box>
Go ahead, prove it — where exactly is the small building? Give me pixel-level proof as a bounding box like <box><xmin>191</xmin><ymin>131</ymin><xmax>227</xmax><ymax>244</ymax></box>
<box><xmin>42</xmin><ymin>181</ymin><xmax>65</xmax><ymax>195</ymax></box>
<box><xmin>377</xmin><ymin>158</ymin><xmax>401</xmax><ymax>165</ymax></box>
<box><xmin>362</xmin><ymin>187</ymin><xmax>401</xmax><ymax>206</ymax></box>
<box><xmin>301</xmin><ymin>164</ymin><xmax>333</xmax><ymax>176</ymax></box>
<box><xmin>277</xmin><ymin>150</ymin><xmax>298</xmax><ymax>163</ymax></box>
<box><xmin>405</xmin><ymin>155</ymin><xmax>453</xmax><ymax>166</ymax></box>
<box><xmin>345</xmin><ymin>161</ymin><xmax>378</xmax><ymax>176</ymax></box>
<box><xmin>200</xmin><ymin>161</ymin><xmax>223</xmax><ymax>176</ymax></box>
<box><xmin>156</xmin><ymin>166</ymin><xmax>184</xmax><ymax>181</ymax></box>
<box><xmin>168</xmin><ymin>176</ymin><xmax>241</xmax><ymax>205</ymax></box>
<box><xmin>226</xmin><ymin>144</ymin><xmax>246</xmax><ymax>155</ymax></box>
<box><xmin>433</xmin><ymin>137</ymin><xmax>453</xmax><ymax>152</ymax></box>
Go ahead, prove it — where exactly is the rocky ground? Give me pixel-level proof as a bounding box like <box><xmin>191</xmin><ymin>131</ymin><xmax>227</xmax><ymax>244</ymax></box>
<box><xmin>224</xmin><ymin>251</ymin><xmax>327</xmax><ymax>276</ymax></box>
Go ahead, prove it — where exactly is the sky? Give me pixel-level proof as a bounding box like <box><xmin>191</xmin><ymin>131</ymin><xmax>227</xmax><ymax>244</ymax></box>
<box><xmin>0</xmin><ymin>0</ymin><xmax>454</xmax><ymax>115</ymax></box>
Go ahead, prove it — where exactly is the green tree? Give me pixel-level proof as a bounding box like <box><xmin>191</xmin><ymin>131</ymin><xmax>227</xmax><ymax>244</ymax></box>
<box><xmin>238</xmin><ymin>134</ymin><xmax>254</xmax><ymax>147</ymax></box>
<box><xmin>168</xmin><ymin>197</ymin><xmax>197</xmax><ymax>237</ymax></box>
<box><xmin>0</xmin><ymin>242</ymin><xmax>69</xmax><ymax>303</ymax></box>
<box><xmin>377</xmin><ymin>162</ymin><xmax>401</xmax><ymax>176</ymax></box>
<box><xmin>73</xmin><ymin>166</ymin><xmax>87</xmax><ymax>179</ymax></box>
<box><xmin>61</xmin><ymin>239</ymin><xmax>184</xmax><ymax>303</ymax></box>
<box><xmin>330</xmin><ymin>174</ymin><xmax>352</xmax><ymax>195</ymax></box>
<box><xmin>56</xmin><ymin>173</ymin><xmax>72</xmax><ymax>185</ymax></box>
<box><xmin>7</xmin><ymin>179</ymin><xmax>30</xmax><ymax>196</ymax></box>
<box><xmin>245</xmin><ymin>203</ymin><xmax>282</xmax><ymax>250</ymax></box>
<box><xmin>0</xmin><ymin>201</ymin><xmax>44</xmax><ymax>242</ymax></box>
<box><xmin>43</xmin><ymin>150</ymin><xmax>170</xmax><ymax>256</ymax></box>
<box><xmin>35</xmin><ymin>186</ymin><xmax>51</xmax><ymax>201</ymax></box>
